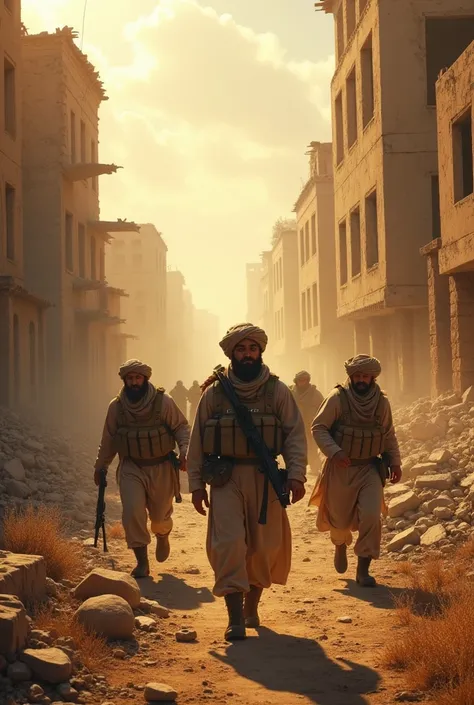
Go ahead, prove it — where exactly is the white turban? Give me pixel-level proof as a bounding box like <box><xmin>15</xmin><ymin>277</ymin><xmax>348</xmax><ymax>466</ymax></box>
<box><xmin>344</xmin><ymin>354</ymin><xmax>381</xmax><ymax>378</ymax></box>
<box><xmin>219</xmin><ymin>323</ymin><xmax>268</xmax><ymax>358</ymax></box>
<box><xmin>119</xmin><ymin>359</ymin><xmax>152</xmax><ymax>380</ymax></box>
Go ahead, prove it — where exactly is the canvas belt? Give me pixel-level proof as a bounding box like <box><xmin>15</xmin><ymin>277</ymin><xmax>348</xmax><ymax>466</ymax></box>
<box><xmin>126</xmin><ymin>454</ymin><xmax>172</xmax><ymax>467</ymax></box>
<box><xmin>350</xmin><ymin>457</ymin><xmax>377</xmax><ymax>466</ymax></box>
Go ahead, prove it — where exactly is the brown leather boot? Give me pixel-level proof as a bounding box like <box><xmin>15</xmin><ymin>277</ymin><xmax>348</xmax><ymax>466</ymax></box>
<box><xmin>155</xmin><ymin>533</ymin><xmax>171</xmax><ymax>563</ymax></box>
<box><xmin>224</xmin><ymin>593</ymin><xmax>246</xmax><ymax>641</ymax></box>
<box><xmin>334</xmin><ymin>544</ymin><xmax>348</xmax><ymax>574</ymax></box>
<box><xmin>131</xmin><ymin>546</ymin><xmax>150</xmax><ymax>578</ymax></box>
<box><xmin>356</xmin><ymin>557</ymin><xmax>376</xmax><ymax>587</ymax></box>
<box><xmin>244</xmin><ymin>586</ymin><xmax>263</xmax><ymax>628</ymax></box>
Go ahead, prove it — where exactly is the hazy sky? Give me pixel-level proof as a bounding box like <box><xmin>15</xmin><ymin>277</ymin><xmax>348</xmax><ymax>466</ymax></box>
<box><xmin>22</xmin><ymin>0</ymin><xmax>334</xmax><ymax>330</ymax></box>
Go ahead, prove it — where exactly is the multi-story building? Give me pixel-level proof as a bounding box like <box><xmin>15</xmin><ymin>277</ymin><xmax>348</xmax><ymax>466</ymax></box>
<box><xmin>193</xmin><ymin>308</ymin><xmax>221</xmax><ymax>380</ymax></box>
<box><xmin>246</xmin><ymin>262</ymin><xmax>264</xmax><ymax>323</ymax></box>
<box><xmin>315</xmin><ymin>0</ymin><xmax>474</xmax><ymax>400</ymax></box>
<box><xmin>268</xmin><ymin>228</ymin><xmax>302</xmax><ymax>381</ymax></box>
<box><xmin>166</xmin><ymin>270</ymin><xmax>192</xmax><ymax>388</ymax></box>
<box><xmin>107</xmin><ymin>223</ymin><xmax>168</xmax><ymax>379</ymax></box>
<box><xmin>0</xmin><ymin>3</ymin><xmax>48</xmax><ymax>407</ymax></box>
<box><xmin>21</xmin><ymin>27</ymin><xmax>138</xmax><ymax>428</ymax></box>
<box><xmin>294</xmin><ymin>141</ymin><xmax>351</xmax><ymax>392</ymax></box>
<box><xmin>422</xmin><ymin>40</ymin><xmax>474</xmax><ymax>395</ymax></box>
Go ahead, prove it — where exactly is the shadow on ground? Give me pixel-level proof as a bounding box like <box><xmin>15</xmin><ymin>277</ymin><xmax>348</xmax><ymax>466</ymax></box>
<box><xmin>137</xmin><ymin>573</ymin><xmax>215</xmax><ymax>611</ymax></box>
<box><xmin>334</xmin><ymin>579</ymin><xmax>439</xmax><ymax>614</ymax></box>
<box><xmin>211</xmin><ymin>627</ymin><xmax>380</xmax><ymax>705</ymax></box>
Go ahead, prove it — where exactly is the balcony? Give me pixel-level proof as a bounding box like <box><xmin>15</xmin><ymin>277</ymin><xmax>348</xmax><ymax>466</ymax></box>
<box><xmin>72</xmin><ymin>277</ymin><xmax>102</xmax><ymax>292</ymax></box>
<box><xmin>63</xmin><ymin>162</ymin><xmax>123</xmax><ymax>182</ymax></box>
<box><xmin>74</xmin><ymin>284</ymin><xmax>126</xmax><ymax>326</ymax></box>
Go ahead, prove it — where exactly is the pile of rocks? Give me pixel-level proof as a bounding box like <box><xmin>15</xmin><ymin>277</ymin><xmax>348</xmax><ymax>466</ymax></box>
<box><xmin>0</xmin><ymin>406</ymin><xmax>121</xmax><ymax>533</ymax></box>
<box><xmin>383</xmin><ymin>386</ymin><xmax>474</xmax><ymax>560</ymax></box>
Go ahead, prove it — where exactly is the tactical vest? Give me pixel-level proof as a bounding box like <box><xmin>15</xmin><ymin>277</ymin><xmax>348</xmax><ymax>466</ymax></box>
<box><xmin>331</xmin><ymin>385</ymin><xmax>385</xmax><ymax>459</ymax></box>
<box><xmin>114</xmin><ymin>389</ymin><xmax>175</xmax><ymax>461</ymax></box>
<box><xmin>202</xmin><ymin>376</ymin><xmax>283</xmax><ymax>459</ymax></box>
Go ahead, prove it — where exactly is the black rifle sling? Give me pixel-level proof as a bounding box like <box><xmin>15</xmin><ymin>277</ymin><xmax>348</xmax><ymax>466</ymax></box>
<box><xmin>213</xmin><ymin>366</ymin><xmax>288</xmax><ymax>525</ymax></box>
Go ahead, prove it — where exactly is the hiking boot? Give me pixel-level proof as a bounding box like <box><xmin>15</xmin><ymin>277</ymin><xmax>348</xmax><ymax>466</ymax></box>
<box><xmin>131</xmin><ymin>546</ymin><xmax>150</xmax><ymax>578</ymax></box>
<box><xmin>155</xmin><ymin>533</ymin><xmax>171</xmax><ymax>563</ymax></box>
<box><xmin>334</xmin><ymin>544</ymin><xmax>348</xmax><ymax>574</ymax></box>
<box><xmin>244</xmin><ymin>586</ymin><xmax>263</xmax><ymax>629</ymax></box>
<box><xmin>224</xmin><ymin>593</ymin><xmax>246</xmax><ymax>641</ymax></box>
<box><xmin>356</xmin><ymin>557</ymin><xmax>377</xmax><ymax>587</ymax></box>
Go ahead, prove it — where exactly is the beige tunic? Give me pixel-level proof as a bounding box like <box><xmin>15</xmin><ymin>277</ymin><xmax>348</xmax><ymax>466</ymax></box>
<box><xmin>309</xmin><ymin>387</ymin><xmax>401</xmax><ymax>559</ymax></box>
<box><xmin>187</xmin><ymin>374</ymin><xmax>307</xmax><ymax>596</ymax></box>
<box><xmin>292</xmin><ymin>384</ymin><xmax>324</xmax><ymax>474</ymax></box>
<box><xmin>95</xmin><ymin>393</ymin><xmax>190</xmax><ymax>548</ymax></box>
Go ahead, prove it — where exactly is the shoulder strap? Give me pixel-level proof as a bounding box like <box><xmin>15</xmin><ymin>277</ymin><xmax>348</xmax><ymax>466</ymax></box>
<box><xmin>264</xmin><ymin>375</ymin><xmax>277</xmax><ymax>413</ymax></box>
<box><xmin>335</xmin><ymin>385</ymin><xmax>351</xmax><ymax>423</ymax></box>
<box><xmin>212</xmin><ymin>379</ymin><xmax>224</xmax><ymax>416</ymax></box>
<box><xmin>115</xmin><ymin>396</ymin><xmax>126</xmax><ymax>427</ymax></box>
<box><xmin>374</xmin><ymin>392</ymin><xmax>385</xmax><ymax>427</ymax></box>
<box><xmin>153</xmin><ymin>388</ymin><xmax>165</xmax><ymax>423</ymax></box>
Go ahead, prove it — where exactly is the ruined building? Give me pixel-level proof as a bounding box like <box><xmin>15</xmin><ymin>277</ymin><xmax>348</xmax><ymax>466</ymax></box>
<box><xmin>21</xmin><ymin>28</ymin><xmax>139</xmax><ymax>427</ymax></box>
<box><xmin>107</xmin><ymin>223</ymin><xmax>168</xmax><ymax>381</ymax></box>
<box><xmin>0</xmin><ymin>2</ymin><xmax>49</xmax><ymax>407</ymax></box>
<box><xmin>423</xmin><ymin>40</ymin><xmax>474</xmax><ymax>396</ymax></box>
<box><xmin>315</xmin><ymin>0</ymin><xmax>474</xmax><ymax>400</ymax></box>
<box><xmin>293</xmin><ymin>141</ymin><xmax>350</xmax><ymax>393</ymax></box>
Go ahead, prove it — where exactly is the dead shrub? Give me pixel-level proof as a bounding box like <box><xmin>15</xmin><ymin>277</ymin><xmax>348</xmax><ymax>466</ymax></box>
<box><xmin>34</xmin><ymin>604</ymin><xmax>110</xmax><ymax>672</ymax></box>
<box><xmin>3</xmin><ymin>504</ymin><xmax>84</xmax><ymax>582</ymax></box>
<box><xmin>108</xmin><ymin>522</ymin><xmax>125</xmax><ymax>540</ymax></box>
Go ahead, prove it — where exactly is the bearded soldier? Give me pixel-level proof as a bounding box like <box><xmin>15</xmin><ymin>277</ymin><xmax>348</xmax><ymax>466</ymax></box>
<box><xmin>187</xmin><ymin>323</ymin><xmax>307</xmax><ymax>641</ymax></box>
<box><xmin>291</xmin><ymin>371</ymin><xmax>324</xmax><ymax>476</ymax></box>
<box><xmin>94</xmin><ymin>360</ymin><xmax>190</xmax><ymax>577</ymax></box>
<box><xmin>309</xmin><ymin>354</ymin><xmax>402</xmax><ymax>587</ymax></box>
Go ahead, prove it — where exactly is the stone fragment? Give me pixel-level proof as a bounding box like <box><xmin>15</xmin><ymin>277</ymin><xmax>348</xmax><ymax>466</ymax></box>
<box><xmin>426</xmin><ymin>497</ymin><xmax>455</xmax><ymax>512</ymax></box>
<box><xmin>0</xmin><ymin>552</ymin><xmax>47</xmax><ymax>603</ymax></box>
<box><xmin>75</xmin><ymin>595</ymin><xmax>135</xmax><ymax>639</ymax></box>
<box><xmin>337</xmin><ymin>616</ymin><xmax>352</xmax><ymax>623</ymax></box>
<box><xmin>28</xmin><ymin>683</ymin><xmax>45</xmax><ymax>703</ymax></box>
<box><xmin>144</xmin><ymin>683</ymin><xmax>178</xmax><ymax>702</ymax></box>
<box><xmin>0</xmin><ymin>594</ymin><xmax>28</xmax><ymax>656</ymax></box>
<box><xmin>433</xmin><ymin>507</ymin><xmax>453</xmax><ymax>520</ymax></box>
<box><xmin>462</xmin><ymin>386</ymin><xmax>474</xmax><ymax>404</ymax></box>
<box><xmin>388</xmin><ymin>491</ymin><xmax>421</xmax><ymax>518</ymax></box>
<box><xmin>21</xmin><ymin>648</ymin><xmax>72</xmax><ymax>684</ymax></box>
<box><xmin>409</xmin><ymin>422</ymin><xmax>442</xmax><ymax>441</ymax></box>
<box><xmin>135</xmin><ymin>616</ymin><xmax>157</xmax><ymax>632</ymax></box>
<box><xmin>56</xmin><ymin>682</ymin><xmax>79</xmax><ymax>702</ymax></box>
<box><xmin>415</xmin><ymin>473</ymin><xmax>454</xmax><ymax>491</ymax></box>
<box><xmin>7</xmin><ymin>660</ymin><xmax>32</xmax><ymax>682</ymax></box>
<box><xmin>4</xmin><ymin>458</ymin><xmax>26</xmax><ymax>482</ymax></box>
<box><xmin>139</xmin><ymin>598</ymin><xmax>170</xmax><ymax>619</ymax></box>
<box><xmin>407</xmin><ymin>463</ymin><xmax>437</xmax><ymax>478</ymax></box>
<box><xmin>6</xmin><ymin>479</ymin><xmax>31</xmax><ymax>498</ymax></box>
<box><xmin>25</xmin><ymin>439</ymin><xmax>44</xmax><ymax>452</ymax></box>
<box><xmin>420</xmin><ymin>524</ymin><xmax>447</xmax><ymax>547</ymax></box>
<box><xmin>73</xmin><ymin>569</ymin><xmax>141</xmax><ymax>609</ymax></box>
<box><xmin>429</xmin><ymin>450</ymin><xmax>452</xmax><ymax>464</ymax></box>
<box><xmin>384</xmin><ymin>483</ymin><xmax>411</xmax><ymax>499</ymax></box>
<box><xmin>387</xmin><ymin>528</ymin><xmax>420</xmax><ymax>552</ymax></box>
<box><xmin>175</xmin><ymin>628</ymin><xmax>197</xmax><ymax>643</ymax></box>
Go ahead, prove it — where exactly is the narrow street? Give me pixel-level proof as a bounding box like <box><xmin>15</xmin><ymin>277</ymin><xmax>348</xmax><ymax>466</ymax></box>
<box><xmin>102</xmin><ymin>488</ymin><xmax>414</xmax><ymax>705</ymax></box>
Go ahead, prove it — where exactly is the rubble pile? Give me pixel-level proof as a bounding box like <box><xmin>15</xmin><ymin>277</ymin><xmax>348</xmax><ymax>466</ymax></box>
<box><xmin>383</xmin><ymin>386</ymin><xmax>474</xmax><ymax>560</ymax></box>
<box><xmin>0</xmin><ymin>406</ymin><xmax>120</xmax><ymax>533</ymax></box>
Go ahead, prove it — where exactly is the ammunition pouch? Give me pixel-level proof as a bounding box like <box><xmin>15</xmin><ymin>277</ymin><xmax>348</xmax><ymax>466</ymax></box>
<box><xmin>201</xmin><ymin>455</ymin><xmax>234</xmax><ymax>488</ymax></box>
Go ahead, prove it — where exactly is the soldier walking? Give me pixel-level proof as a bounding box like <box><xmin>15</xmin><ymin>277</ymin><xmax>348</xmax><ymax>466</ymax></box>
<box><xmin>309</xmin><ymin>354</ymin><xmax>402</xmax><ymax>586</ymax></box>
<box><xmin>94</xmin><ymin>359</ymin><xmax>190</xmax><ymax>577</ymax></box>
<box><xmin>187</xmin><ymin>323</ymin><xmax>307</xmax><ymax>640</ymax></box>
<box><xmin>291</xmin><ymin>370</ymin><xmax>324</xmax><ymax>477</ymax></box>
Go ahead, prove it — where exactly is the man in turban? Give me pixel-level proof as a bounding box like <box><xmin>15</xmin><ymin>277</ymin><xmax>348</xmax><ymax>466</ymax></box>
<box><xmin>291</xmin><ymin>371</ymin><xmax>324</xmax><ymax>477</ymax></box>
<box><xmin>309</xmin><ymin>354</ymin><xmax>402</xmax><ymax>587</ymax></box>
<box><xmin>187</xmin><ymin>323</ymin><xmax>307</xmax><ymax>641</ymax></box>
<box><xmin>94</xmin><ymin>359</ymin><xmax>190</xmax><ymax>578</ymax></box>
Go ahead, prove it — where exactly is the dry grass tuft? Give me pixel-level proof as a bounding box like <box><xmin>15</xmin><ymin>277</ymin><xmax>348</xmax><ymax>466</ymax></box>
<box><xmin>34</xmin><ymin>604</ymin><xmax>111</xmax><ymax>672</ymax></box>
<box><xmin>3</xmin><ymin>504</ymin><xmax>84</xmax><ymax>582</ymax></box>
<box><xmin>386</xmin><ymin>546</ymin><xmax>474</xmax><ymax>703</ymax></box>
<box><xmin>108</xmin><ymin>522</ymin><xmax>125</xmax><ymax>540</ymax></box>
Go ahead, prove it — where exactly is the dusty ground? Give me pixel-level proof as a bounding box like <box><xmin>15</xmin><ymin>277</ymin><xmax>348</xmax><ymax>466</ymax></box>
<box><xmin>91</xmin><ymin>479</ymin><xmax>429</xmax><ymax>705</ymax></box>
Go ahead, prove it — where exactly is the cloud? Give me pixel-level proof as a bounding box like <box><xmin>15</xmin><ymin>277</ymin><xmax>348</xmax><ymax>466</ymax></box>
<box><xmin>21</xmin><ymin>0</ymin><xmax>334</xmax><ymax>325</ymax></box>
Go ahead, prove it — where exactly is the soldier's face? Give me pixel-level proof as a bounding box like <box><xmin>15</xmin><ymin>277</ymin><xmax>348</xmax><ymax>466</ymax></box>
<box><xmin>351</xmin><ymin>373</ymin><xmax>373</xmax><ymax>395</ymax></box>
<box><xmin>233</xmin><ymin>339</ymin><xmax>261</xmax><ymax>363</ymax></box>
<box><xmin>296</xmin><ymin>376</ymin><xmax>310</xmax><ymax>389</ymax></box>
<box><xmin>125</xmin><ymin>373</ymin><xmax>146</xmax><ymax>389</ymax></box>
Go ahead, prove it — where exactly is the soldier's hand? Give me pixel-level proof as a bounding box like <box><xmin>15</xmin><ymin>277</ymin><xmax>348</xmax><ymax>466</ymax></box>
<box><xmin>192</xmin><ymin>489</ymin><xmax>209</xmax><ymax>516</ymax></box>
<box><xmin>179</xmin><ymin>453</ymin><xmax>187</xmax><ymax>473</ymax></box>
<box><xmin>333</xmin><ymin>451</ymin><xmax>351</xmax><ymax>469</ymax></box>
<box><xmin>287</xmin><ymin>479</ymin><xmax>305</xmax><ymax>504</ymax></box>
<box><xmin>390</xmin><ymin>465</ymin><xmax>402</xmax><ymax>484</ymax></box>
<box><xmin>93</xmin><ymin>470</ymin><xmax>101</xmax><ymax>487</ymax></box>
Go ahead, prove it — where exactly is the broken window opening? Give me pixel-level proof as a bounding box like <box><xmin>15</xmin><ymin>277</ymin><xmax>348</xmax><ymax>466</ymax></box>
<box><xmin>425</xmin><ymin>17</ymin><xmax>474</xmax><ymax>106</ymax></box>
<box><xmin>453</xmin><ymin>108</ymin><xmax>473</xmax><ymax>203</ymax></box>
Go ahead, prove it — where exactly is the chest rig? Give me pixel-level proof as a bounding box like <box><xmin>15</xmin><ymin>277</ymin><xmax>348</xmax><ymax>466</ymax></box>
<box><xmin>331</xmin><ymin>385</ymin><xmax>386</xmax><ymax>460</ymax></box>
<box><xmin>114</xmin><ymin>389</ymin><xmax>176</xmax><ymax>462</ymax></box>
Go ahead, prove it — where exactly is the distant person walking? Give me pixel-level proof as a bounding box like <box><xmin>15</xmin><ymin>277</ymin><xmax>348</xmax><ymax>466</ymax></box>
<box><xmin>291</xmin><ymin>370</ymin><xmax>324</xmax><ymax>477</ymax></box>
<box><xmin>187</xmin><ymin>380</ymin><xmax>202</xmax><ymax>423</ymax></box>
<box><xmin>169</xmin><ymin>380</ymin><xmax>188</xmax><ymax>417</ymax></box>
<box><xmin>94</xmin><ymin>359</ymin><xmax>190</xmax><ymax>578</ymax></box>
<box><xmin>309</xmin><ymin>355</ymin><xmax>402</xmax><ymax>587</ymax></box>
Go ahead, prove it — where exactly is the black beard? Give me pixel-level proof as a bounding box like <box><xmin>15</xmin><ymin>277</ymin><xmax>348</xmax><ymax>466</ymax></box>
<box><xmin>352</xmin><ymin>381</ymin><xmax>371</xmax><ymax>396</ymax></box>
<box><xmin>231</xmin><ymin>354</ymin><xmax>263</xmax><ymax>382</ymax></box>
<box><xmin>124</xmin><ymin>380</ymin><xmax>149</xmax><ymax>402</ymax></box>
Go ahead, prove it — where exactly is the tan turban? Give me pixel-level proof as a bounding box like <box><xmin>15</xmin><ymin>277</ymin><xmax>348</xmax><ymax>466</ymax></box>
<box><xmin>294</xmin><ymin>370</ymin><xmax>311</xmax><ymax>383</ymax></box>
<box><xmin>344</xmin><ymin>354</ymin><xmax>381</xmax><ymax>378</ymax></box>
<box><xmin>219</xmin><ymin>323</ymin><xmax>268</xmax><ymax>358</ymax></box>
<box><xmin>118</xmin><ymin>359</ymin><xmax>152</xmax><ymax>380</ymax></box>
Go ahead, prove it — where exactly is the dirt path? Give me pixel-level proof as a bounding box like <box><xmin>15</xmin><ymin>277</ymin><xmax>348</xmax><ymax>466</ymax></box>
<box><xmin>101</xmin><ymin>490</ymin><xmax>416</xmax><ymax>705</ymax></box>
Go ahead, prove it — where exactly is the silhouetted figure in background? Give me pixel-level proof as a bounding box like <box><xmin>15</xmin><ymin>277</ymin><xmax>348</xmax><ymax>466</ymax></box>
<box><xmin>170</xmin><ymin>380</ymin><xmax>188</xmax><ymax>417</ymax></box>
<box><xmin>187</xmin><ymin>380</ymin><xmax>201</xmax><ymax>423</ymax></box>
<box><xmin>291</xmin><ymin>371</ymin><xmax>324</xmax><ymax>477</ymax></box>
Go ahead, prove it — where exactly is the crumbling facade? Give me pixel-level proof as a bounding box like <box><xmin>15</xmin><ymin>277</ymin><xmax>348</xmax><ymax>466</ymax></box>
<box><xmin>315</xmin><ymin>0</ymin><xmax>474</xmax><ymax>400</ymax></box>
<box><xmin>21</xmin><ymin>28</ymin><xmax>138</xmax><ymax>428</ymax></box>
<box><xmin>0</xmin><ymin>3</ymin><xmax>48</xmax><ymax>407</ymax></box>
<box><xmin>294</xmin><ymin>141</ymin><xmax>351</xmax><ymax>393</ymax></box>
<box><xmin>423</xmin><ymin>40</ymin><xmax>474</xmax><ymax>395</ymax></box>
<box><xmin>107</xmin><ymin>223</ymin><xmax>168</xmax><ymax>381</ymax></box>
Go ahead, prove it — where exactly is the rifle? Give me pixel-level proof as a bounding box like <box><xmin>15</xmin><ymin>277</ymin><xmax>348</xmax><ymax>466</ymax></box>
<box><xmin>168</xmin><ymin>451</ymin><xmax>183</xmax><ymax>503</ymax></box>
<box><xmin>213</xmin><ymin>365</ymin><xmax>290</xmax><ymax>524</ymax></box>
<box><xmin>94</xmin><ymin>468</ymin><xmax>108</xmax><ymax>553</ymax></box>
